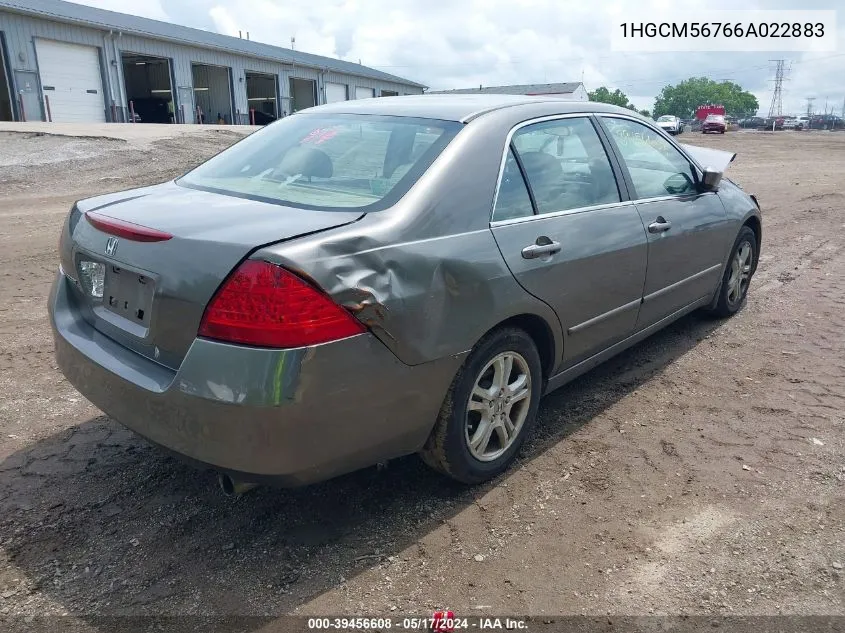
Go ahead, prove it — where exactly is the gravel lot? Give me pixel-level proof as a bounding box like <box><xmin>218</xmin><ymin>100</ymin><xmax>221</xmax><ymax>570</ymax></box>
<box><xmin>0</xmin><ymin>125</ymin><xmax>842</xmax><ymax>628</ymax></box>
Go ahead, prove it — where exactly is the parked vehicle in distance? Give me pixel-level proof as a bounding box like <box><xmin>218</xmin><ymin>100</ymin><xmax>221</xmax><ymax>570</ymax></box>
<box><xmin>702</xmin><ymin>114</ymin><xmax>727</xmax><ymax>134</ymax></box>
<box><xmin>130</xmin><ymin>97</ymin><xmax>170</xmax><ymax>124</ymax></box>
<box><xmin>251</xmin><ymin>110</ymin><xmax>277</xmax><ymax>126</ymax></box>
<box><xmin>696</xmin><ymin>104</ymin><xmax>725</xmax><ymax>121</ymax></box>
<box><xmin>762</xmin><ymin>116</ymin><xmax>786</xmax><ymax>131</ymax></box>
<box><xmin>49</xmin><ymin>96</ymin><xmax>762</xmax><ymax>490</ymax></box>
<box><xmin>739</xmin><ymin>116</ymin><xmax>765</xmax><ymax>129</ymax></box>
<box><xmin>782</xmin><ymin>117</ymin><xmax>803</xmax><ymax>130</ymax></box>
<box><xmin>656</xmin><ymin>115</ymin><xmax>683</xmax><ymax>135</ymax></box>
<box><xmin>808</xmin><ymin>114</ymin><xmax>845</xmax><ymax>130</ymax></box>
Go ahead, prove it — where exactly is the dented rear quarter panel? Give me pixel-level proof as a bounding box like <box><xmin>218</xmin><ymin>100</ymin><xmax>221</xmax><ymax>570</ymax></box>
<box><xmin>258</xmin><ymin>104</ymin><xmax>571</xmax><ymax>370</ymax></box>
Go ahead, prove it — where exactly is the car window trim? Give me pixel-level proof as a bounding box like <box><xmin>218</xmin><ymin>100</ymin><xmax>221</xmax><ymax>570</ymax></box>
<box><xmin>490</xmin><ymin>145</ymin><xmax>536</xmax><ymax>222</ymax></box>
<box><xmin>491</xmin><ymin>199</ymin><xmax>637</xmax><ymax>227</ymax></box>
<box><xmin>509</xmin><ymin>143</ymin><xmax>539</xmax><ymax>215</ymax></box>
<box><xmin>595</xmin><ymin>113</ymin><xmax>708</xmax><ymax>198</ymax></box>
<box><xmin>489</xmin><ymin>113</ymin><xmax>629</xmax><ymax>225</ymax></box>
<box><xmin>588</xmin><ymin>114</ymin><xmax>634</xmax><ymax>201</ymax></box>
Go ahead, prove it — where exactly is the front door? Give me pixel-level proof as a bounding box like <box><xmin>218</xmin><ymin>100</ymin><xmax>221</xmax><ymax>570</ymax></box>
<box><xmin>599</xmin><ymin>116</ymin><xmax>732</xmax><ymax>329</ymax></box>
<box><xmin>490</xmin><ymin>115</ymin><xmax>648</xmax><ymax>367</ymax></box>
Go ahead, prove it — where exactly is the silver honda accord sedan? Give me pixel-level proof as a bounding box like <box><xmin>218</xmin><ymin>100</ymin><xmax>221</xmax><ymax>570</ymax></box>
<box><xmin>49</xmin><ymin>95</ymin><xmax>762</xmax><ymax>488</ymax></box>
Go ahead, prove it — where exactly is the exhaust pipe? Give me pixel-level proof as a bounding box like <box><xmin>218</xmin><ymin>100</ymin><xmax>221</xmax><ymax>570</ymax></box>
<box><xmin>218</xmin><ymin>473</ymin><xmax>258</xmax><ymax>496</ymax></box>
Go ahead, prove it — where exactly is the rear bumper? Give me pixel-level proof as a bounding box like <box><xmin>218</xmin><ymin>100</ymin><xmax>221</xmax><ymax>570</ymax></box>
<box><xmin>48</xmin><ymin>272</ymin><xmax>463</xmax><ymax>485</ymax></box>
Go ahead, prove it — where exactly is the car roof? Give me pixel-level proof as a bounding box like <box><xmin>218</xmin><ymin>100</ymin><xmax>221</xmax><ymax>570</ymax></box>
<box><xmin>296</xmin><ymin>94</ymin><xmax>639</xmax><ymax>123</ymax></box>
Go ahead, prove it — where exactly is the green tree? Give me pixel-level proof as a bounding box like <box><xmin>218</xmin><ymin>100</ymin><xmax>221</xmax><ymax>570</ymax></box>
<box><xmin>639</xmin><ymin>109</ymin><xmax>652</xmax><ymax>118</ymax></box>
<box><xmin>588</xmin><ymin>86</ymin><xmax>634</xmax><ymax>109</ymax></box>
<box><xmin>652</xmin><ymin>77</ymin><xmax>759</xmax><ymax>118</ymax></box>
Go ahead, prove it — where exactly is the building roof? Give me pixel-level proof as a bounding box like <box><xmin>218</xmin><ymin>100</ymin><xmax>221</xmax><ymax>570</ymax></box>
<box><xmin>429</xmin><ymin>82</ymin><xmax>583</xmax><ymax>95</ymax></box>
<box><xmin>0</xmin><ymin>0</ymin><xmax>426</xmax><ymax>88</ymax></box>
<box><xmin>307</xmin><ymin>93</ymin><xmax>634</xmax><ymax>123</ymax></box>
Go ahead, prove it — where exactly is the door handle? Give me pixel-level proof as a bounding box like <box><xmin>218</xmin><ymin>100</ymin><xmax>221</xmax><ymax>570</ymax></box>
<box><xmin>521</xmin><ymin>239</ymin><xmax>561</xmax><ymax>259</ymax></box>
<box><xmin>648</xmin><ymin>217</ymin><xmax>672</xmax><ymax>233</ymax></box>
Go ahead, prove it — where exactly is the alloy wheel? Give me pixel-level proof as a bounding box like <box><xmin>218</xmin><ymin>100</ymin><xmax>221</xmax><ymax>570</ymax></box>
<box><xmin>727</xmin><ymin>240</ymin><xmax>754</xmax><ymax>305</ymax></box>
<box><xmin>465</xmin><ymin>352</ymin><xmax>532</xmax><ymax>462</ymax></box>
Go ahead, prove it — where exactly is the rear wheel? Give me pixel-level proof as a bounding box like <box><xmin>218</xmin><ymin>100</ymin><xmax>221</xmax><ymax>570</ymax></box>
<box><xmin>420</xmin><ymin>328</ymin><xmax>543</xmax><ymax>484</ymax></box>
<box><xmin>708</xmin><ymin>226</ymin><xmax>757</xmax><ymax>317</ymax></box>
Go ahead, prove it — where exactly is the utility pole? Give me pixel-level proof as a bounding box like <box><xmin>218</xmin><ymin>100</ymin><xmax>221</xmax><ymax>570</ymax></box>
<box><xmin>767</xmin><ymin>59</ymin><xmax>786</xmax><ymax>118</ymax></box>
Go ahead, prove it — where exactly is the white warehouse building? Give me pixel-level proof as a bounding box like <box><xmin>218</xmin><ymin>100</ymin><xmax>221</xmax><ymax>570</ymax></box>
<box><xmin>0</xmin><ymin>0</ymin><xmax>425</xmax><ymax>125</ymax></box>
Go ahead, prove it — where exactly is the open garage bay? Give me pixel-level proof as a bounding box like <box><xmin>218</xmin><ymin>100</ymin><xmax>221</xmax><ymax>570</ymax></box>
<box><xmin>0</xmin><ymin>126</ymin><xmax>842</xmax><ymax>620</ymax></box>
<box><xmin>121</xmin><ymin>53</ymin><xmax>175</xmax><ymax>124</ymax></box>
<box><xmin>245</xmin><ymin>71</ymin><xmax>278</xmax><ymax>125</ymax></box>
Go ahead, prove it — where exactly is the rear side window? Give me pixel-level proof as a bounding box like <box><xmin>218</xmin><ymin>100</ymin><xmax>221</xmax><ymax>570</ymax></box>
<box><xmin>511</xmin><ymin>117</ymin><xmax>621</xmax><ymax>214</ymax></box>
<box><xmin>179</xmin><ymin>114</ymin><xmax>461</xmax><ymax>211</ymax></box>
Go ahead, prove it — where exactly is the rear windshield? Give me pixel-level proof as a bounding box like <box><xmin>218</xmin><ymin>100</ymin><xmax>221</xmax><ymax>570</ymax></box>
<box><xmin>178</xmin><ymin>114</ymin><xmax>462</xmax><ymax>211</ymax></box>
<box><xmin>657</xmin><ymin>116</ymin><xmax>673</xmax><ymax>122</ymax></box>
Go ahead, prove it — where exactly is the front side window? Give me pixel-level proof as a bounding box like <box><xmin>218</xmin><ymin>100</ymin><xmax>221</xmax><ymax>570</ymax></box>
<box><xmin>602</xmin><ymin>117</ymin><xmax>697</xmax><ymax>199</ymax></box>
<box><xmin>179</xmin><ymin>114</ymin><xmax>461</xmax><ymax>211</ymax></box>
<box><xmin>511</xmin><ymin>117</ymin><xmax>620</xmax><ymax>214</ymax></box>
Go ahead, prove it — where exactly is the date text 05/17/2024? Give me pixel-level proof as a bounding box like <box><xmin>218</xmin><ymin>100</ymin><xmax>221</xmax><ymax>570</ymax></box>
<box><xmin>306</xmin><ymin>616</ymin><xmax>529</xmax><ymax>630</ymax></box>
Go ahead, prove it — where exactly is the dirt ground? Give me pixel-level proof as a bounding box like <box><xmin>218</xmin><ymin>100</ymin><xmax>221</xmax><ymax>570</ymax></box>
<box><xmin>0</xmin><ymin>126</ymin><xmax>842</xmax><ymax>628</ymax></box>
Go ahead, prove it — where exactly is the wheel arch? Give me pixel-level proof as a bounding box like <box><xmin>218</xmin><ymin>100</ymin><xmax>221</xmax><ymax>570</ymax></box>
<box><xmin>742</xmin><ymin>214</ymin><xmax>762</xmax><ymax>274</ymax></box>
<box><xmin>482</xmin><ymin>313</ymin><xmax>560</xmax><ymax>383</ymax></box>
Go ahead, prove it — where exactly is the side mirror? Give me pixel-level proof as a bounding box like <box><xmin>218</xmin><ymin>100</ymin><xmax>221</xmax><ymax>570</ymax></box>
<box><xmin>700</xmin><ymin>166</ymin><xmax>723</xmax><ymax>192</ymax></box>
<box><xmin>664</xmin><ymin>172</ymin><xmax>694</xmax><ymax>195</ymax></box>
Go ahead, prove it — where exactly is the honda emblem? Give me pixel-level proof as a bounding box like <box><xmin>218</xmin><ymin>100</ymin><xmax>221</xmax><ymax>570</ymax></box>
<box><xmin>105</xmin><ymin>237</ymin><xmax>118</xmax><ymax>256</ymax></box>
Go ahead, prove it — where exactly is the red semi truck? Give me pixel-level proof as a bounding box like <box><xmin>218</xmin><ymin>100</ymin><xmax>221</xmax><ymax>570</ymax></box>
<box><xmin>696</xmin><ymin>104</ymin><xmax>726</xmax><ymax>120</ymax></box>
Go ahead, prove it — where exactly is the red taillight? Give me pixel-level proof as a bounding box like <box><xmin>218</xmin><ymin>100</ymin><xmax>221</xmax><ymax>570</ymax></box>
<box><xmin>198</xmin><ymin>260</ymin><xmax>365</xmax><ymax>348</ymax></box>
<box><xmin>86</xmin><ymin>211</ymin><xmax>173</xmax><ymax>242</ymax></box>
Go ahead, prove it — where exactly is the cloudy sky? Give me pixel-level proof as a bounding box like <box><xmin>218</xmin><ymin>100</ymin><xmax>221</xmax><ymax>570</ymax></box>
<box><xmin>75</xmin><ymin>0</ymin><xmax>844</xmax><ymax>116</ymax></box>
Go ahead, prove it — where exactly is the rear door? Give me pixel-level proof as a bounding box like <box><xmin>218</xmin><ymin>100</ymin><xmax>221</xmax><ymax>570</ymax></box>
<box><xmin>490</xmin><ymin>115</ymin><xmax>648</xmax><ymax>367</ymax></box>
<box><xmin>598</xmin><ymin>115</ymin><xmax>731</xmax><ymax>329</ymax></box>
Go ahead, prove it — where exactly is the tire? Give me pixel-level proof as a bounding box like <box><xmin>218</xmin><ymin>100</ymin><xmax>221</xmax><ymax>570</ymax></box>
<box><xmin>709</xmin><ymin>226</ymin><xmax>757</xmax><ymax>318</ymax></box>
<box><xmin>420</xmin><ymin>327</ymin><xmax>543</xmax><ymax>484</ymax></box>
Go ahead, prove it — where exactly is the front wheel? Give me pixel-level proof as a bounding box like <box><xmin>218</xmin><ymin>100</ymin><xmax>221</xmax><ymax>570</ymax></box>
<box><xmin>708</xmin><ymin>226</ymin><xmax>757</xmax><ymax>318</ymax></box>
<box><xmin>420</xmin><ymin>328</ymin><xmax>543</xmax><ymax>484</ymax></box>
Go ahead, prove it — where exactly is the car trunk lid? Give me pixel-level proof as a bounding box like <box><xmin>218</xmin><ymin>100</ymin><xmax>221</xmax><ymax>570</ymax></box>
<box><xmin>62</xmin><ymin>182</ymin><xmax>363</xmax><ymax>368</ymax></box>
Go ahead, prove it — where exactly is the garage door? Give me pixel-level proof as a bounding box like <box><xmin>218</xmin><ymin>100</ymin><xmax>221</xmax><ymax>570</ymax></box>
<box><xmin>355</xmin><ymin>87</ymin><xmax>375</xmax><ymax>100</ymax></box>
<box><xmin>35</xmin><ymin>39</ymin><xmax>105</xmax><ymax>122</ymax></box>
<box><xmin>325</xmin><ymin>83</ymin><xmax>347</xmax><ymax>103</ymax></box>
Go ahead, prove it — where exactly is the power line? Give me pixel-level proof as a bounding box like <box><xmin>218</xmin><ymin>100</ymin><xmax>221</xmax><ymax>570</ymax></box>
<box><xmin>768</xmin><ymin>59</ymin><xmax>787</xmax><ymax>118</ymax></box>
<box><xmin>413</xmin><ymin>51</ymin><xmax>845</xmax><ymax>99</ymax></box>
